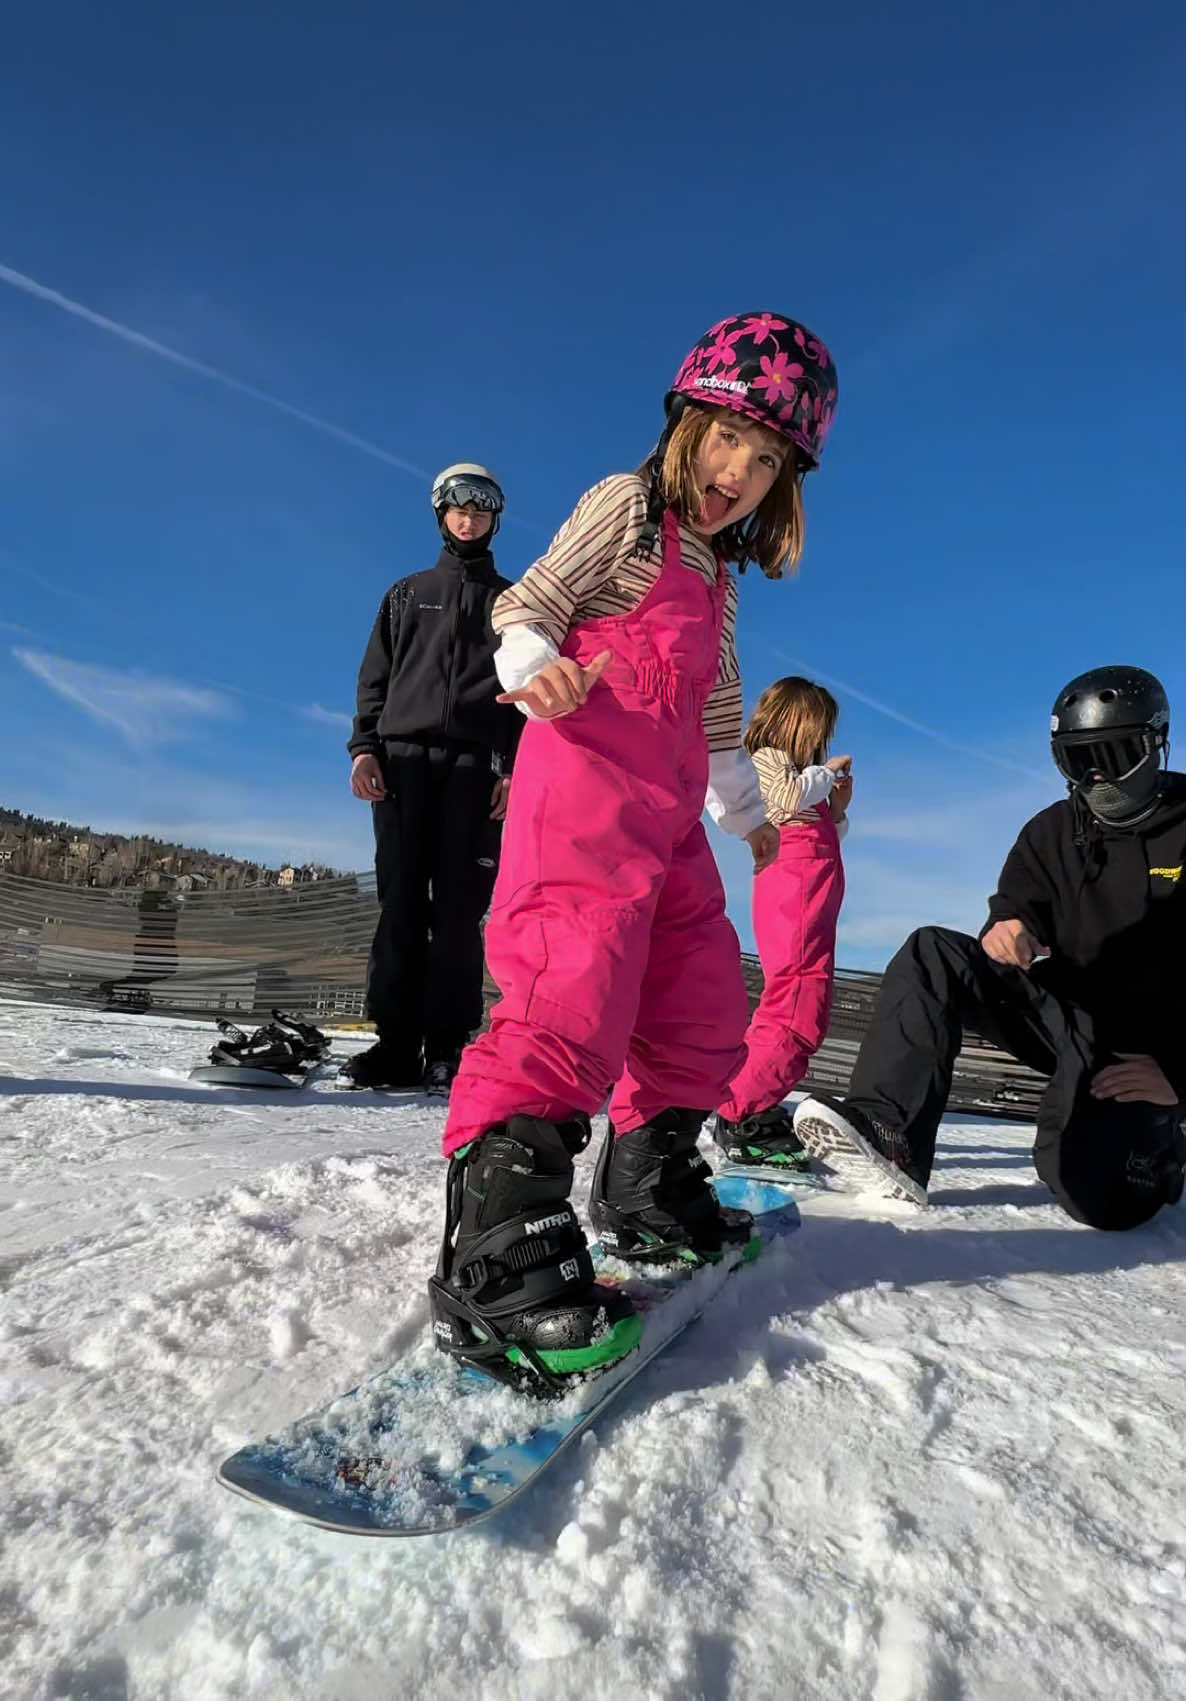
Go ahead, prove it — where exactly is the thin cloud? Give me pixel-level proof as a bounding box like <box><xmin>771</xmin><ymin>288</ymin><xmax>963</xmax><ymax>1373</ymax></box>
<box><xmin>12</xmin><ymin>741</ymin><xmax>376</xmax><ymax>872</ymax></box>
<box><xmin>0</xmin><ymin>262</ymin><xmax>548</xmax><ymax>537</ymax></box>
<box><xmin>141</xmin><ymin>821</ymin><xmax>363</xmax><ymax>863</ymax></box>
<box><xmin>303</xmin><ymin>702</ymin><xmax>353</xmax><ymax>730</ymax></box>
<box><xmin>0</xmin><ymin>261</ymin><xmax>430</xmax><ymax>481</ymax></box>
<box><xmin>755</xmin><ymin>639</ymin><xmax>1048</xmax><ymax>780</ymax></box>
<box><xmin>857</xmin><ymin>785</ymin><xmax>1056</xmax><ymax>853</ymax></box>
<box><xmin>13</xmin><ymin>648</ymin><xmax>233</xmax><ymax>749</ymax></box>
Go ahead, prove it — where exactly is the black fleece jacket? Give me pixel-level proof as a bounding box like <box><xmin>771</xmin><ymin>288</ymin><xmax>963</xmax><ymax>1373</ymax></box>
<box><xmin>348</xmin><ymin>548</ymin><xmax>522</xmax><ymax>767</ymax></box>
<box><xmin>984</xmin><ymin>774</ymin><xmax>1186</xmax><ymax>1094</ymax></box>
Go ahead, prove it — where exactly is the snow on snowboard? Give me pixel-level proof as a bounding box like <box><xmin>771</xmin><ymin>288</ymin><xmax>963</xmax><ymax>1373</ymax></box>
<box><xmin>217</xmin><ymin>1173</ymin><xmax>800</xmax><ymax>1537</ymax></box>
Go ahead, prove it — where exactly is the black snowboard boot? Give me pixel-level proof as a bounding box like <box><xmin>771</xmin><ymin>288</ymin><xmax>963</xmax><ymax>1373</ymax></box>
<box><xmin>712</xmin><ymin>1104</ymin><xmax>813</xmax><ymax>1170</ymax></box>
<box><xmin>428</xmin><ymin>1115</ymin><xmax>641</xmax><ymax>1395</ymax></box>
<box><xmin>423</xmin><ymin>1051</ymin><xmax>462</xmax><ymax>1098</ymax></box>
<box><xmin>339</xmin><ymin>1040</ymin><xmax>423</xmax><ymax>1091</ymax></box>
<box><xmin>588</xmin><ymin>1108</ymin><xmax>755</xmax><ymax>1264</ymax></box>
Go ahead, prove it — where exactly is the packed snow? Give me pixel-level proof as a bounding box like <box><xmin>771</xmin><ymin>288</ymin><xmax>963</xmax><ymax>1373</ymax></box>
<box><xmin>3</xmin><ymin>1000</ymin><xmax>1185</xmax><ymax>1701</ymax></box>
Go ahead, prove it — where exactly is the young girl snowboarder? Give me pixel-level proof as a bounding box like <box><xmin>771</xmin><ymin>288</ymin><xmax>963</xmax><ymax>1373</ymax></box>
<box><xmin>712</xmin><ymin>677</ymin><xmax>852</xmax><ymax>1166</ymax></box>
<box><xmin>428</xmin><ymin>313</ymin><xmax>839</xmax><ymax>1392</ymax></box>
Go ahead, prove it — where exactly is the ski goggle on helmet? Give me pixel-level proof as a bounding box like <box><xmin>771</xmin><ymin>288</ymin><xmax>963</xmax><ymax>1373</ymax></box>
<box><xmin>1050</xmin><ymin>665</ymin><xmax>1169</xmax><ymax>824</ymax></box>
<box><xmin>667</xmin><ymin>311</ymin><xmax>839</xmax><ymax>470</ymax></box>
<box><xmin>431</xmin><ymin>463</ymin><xmax>505</xmax><ymax>515</ymax></box>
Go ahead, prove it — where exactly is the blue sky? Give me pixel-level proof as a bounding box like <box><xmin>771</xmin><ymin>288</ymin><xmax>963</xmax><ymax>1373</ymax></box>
<box><xmin>2</xmin><ymin>0</ymin><xmax>1184</xmax><ymax>964</ymax></box>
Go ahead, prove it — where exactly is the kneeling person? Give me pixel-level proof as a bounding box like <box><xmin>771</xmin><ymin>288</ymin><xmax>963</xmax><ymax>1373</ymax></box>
<box><xmin>794</xmin><ymin>666</ymin><xmax>1186</xmax><ymax>1229</ymax></box>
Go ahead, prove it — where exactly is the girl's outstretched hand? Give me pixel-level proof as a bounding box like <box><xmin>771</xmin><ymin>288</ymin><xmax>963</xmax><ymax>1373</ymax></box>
<box><xmin>745</xmin><ymin>822</ymin><xmax>779</xmax><ymax>874</ymax></box>
<box><xmin>497</xmin><ymin>650</ymin><xmax>613</xmax><ymax>720</ymax></box>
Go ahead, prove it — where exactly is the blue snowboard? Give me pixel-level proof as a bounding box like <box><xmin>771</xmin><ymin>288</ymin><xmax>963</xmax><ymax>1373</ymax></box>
<box><xmin>217</xmin><ymin>1174</ymin><xmax>800</xmax><ymax>1537</ymax></box>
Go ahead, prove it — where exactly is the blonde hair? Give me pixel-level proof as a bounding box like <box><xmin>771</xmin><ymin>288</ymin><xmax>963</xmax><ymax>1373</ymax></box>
<box><xmin>655</xmin><ymin>405</ymin><xmax>806</xmax><ymax>579</ymax></box>
<box><xmin>744</xmin><ymin>676</ymin><xmax>839</xmax><ymax>769</ymax></box>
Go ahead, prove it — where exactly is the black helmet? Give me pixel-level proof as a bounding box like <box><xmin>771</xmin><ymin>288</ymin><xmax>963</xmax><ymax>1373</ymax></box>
<box><xmin>1051</xmin><ymin>665</ymin><xmax>1169</xmax><ymax>826</ymax></box>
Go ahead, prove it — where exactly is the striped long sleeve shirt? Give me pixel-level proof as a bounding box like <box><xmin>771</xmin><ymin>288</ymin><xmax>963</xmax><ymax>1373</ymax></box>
<box><xmin>752</xmin><ymin>747</ymin><xmax>849</xmax><ymax>840</ymax></box>
<box><xmin>492</xmin><ymin>473</ymin><xmax>744</xmax><ymax>753</ymax></box>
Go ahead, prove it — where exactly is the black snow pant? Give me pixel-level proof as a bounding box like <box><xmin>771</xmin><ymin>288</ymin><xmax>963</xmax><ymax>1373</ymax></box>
<box><xmin>365</xmin><ymin>739</ymin><xmax>502</xmax><ymax>1068</ymax></box>
<box><xmin>845</xmin><ymin>927</ymin><xmax>1186</xmax><ymax>1231</ymax></box>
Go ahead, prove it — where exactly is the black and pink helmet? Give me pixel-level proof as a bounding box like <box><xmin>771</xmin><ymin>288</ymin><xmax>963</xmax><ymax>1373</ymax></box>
<box><xmin>667</xmin><ymin>311</ymin><xmax>838</xmax><ymax>469</ymax></box>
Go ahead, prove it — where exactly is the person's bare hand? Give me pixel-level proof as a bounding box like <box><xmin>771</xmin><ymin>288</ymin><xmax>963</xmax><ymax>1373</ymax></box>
<box><xmin>490</xmin><ymin>776</ymin><xmax>511</xmax><ymax>821</ymax></box>
<box><xmin>825</xmin><ymin>754</ymin><xmax>852</xmax><ymax>775</ymax></box>
<box><xmin>746</xmin><ymin>822</ymin><xmax>780</xmax><ymax>874</ymax></box>
<box><xmin>981</xmin><ymin>918</ymin><xmax>1049</xmax><ymax>969</ymax></box>
<box><xmin>496</xmin><ymin>650</ymin><xmax>612</xmax><ymax>720</ymax></box>
<box><xmin>1091</xmin><ymin>1054</ymin><xmax>1178</xmax><ymax>1106</ymax></box>
<box><xmin>350</xmin><ymin>754</ymin><xmax>386</xmax><ymax>801</ymax></box>
<box><xmin>830</xmin><ymin>773</ymin><xmax>853</xmax><ymax>818</ymax></box>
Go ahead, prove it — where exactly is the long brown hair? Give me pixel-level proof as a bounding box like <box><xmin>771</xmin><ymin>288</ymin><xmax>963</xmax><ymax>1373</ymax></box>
<box><xmin>744</xmin><ymin>675</ymin><xmax>839</xmax><ymax>768</ymax></box>
<box><xmin>647</xmin><ymin>405</ymin><xmax>806</xmax><ymax>579</ymax></box>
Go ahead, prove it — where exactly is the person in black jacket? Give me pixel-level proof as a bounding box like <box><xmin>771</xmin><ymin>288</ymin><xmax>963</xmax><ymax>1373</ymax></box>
<box><xmin>792</xmin><ymin>666</ymin><xmax>1186</xmax><ymax>1230</ymax></box>
<box><xmin>346</xmin><ymin>464</ymin><xmax>522</xmax><ymax>1093</ymax></box>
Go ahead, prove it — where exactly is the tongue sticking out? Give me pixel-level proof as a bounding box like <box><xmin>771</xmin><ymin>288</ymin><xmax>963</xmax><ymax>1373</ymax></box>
<box><xmin>700</xmin><ymin>486</ymin><xmax>733</xmax><ymax>527</ymax></box>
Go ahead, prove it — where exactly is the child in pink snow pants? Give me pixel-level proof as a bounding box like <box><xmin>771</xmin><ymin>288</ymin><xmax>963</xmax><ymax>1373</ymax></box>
<box><xmin>713</xmin><ymin>677</ymin><xmax>852</xmax><ymax>1168</ymax></box>
<box><xmin>447</xmin><ymin>509</ymin><xmax>744</xmax><ymax>1143</ymax></box>
<box><xmin>427</xmin><ymin>312</ymin><xmax>840</xmax><ymax>1395</ymax></box>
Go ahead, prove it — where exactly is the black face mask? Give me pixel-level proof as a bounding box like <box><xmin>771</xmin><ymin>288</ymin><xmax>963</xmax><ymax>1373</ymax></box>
<box><xmin>437</xmin><ymin>507</ymin><xmax>498</xmax><ymax>560</ymax></box>
<box><xmin>441</xmin><ymin>528</ymin><xmax>494</xmax><ymax>561</ymax></box>
<box><xmin>1053</xmin><ymin>728</ymin><xmax>1166</xmax><ymax>825</ymax></box>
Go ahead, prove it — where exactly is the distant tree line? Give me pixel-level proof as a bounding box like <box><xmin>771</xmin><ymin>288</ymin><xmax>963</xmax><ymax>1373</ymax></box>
<box><xmin>0</xmin><ymin>807</ymin><xmax>338</xmax><ymax>891</ymax></box>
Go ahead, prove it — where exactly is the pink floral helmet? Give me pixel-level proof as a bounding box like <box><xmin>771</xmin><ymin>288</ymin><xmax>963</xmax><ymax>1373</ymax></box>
<box><xmin>667</xmin><ymin>311</ymin><xmax>838</xmax><ymax>469</ymax></box>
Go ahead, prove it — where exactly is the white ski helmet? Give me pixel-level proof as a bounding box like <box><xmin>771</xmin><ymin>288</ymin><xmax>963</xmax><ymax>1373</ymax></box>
<box><xmin>431</xmin><ymin>463</ymin><xmax>505</xmax><ymax>516</ymax></box>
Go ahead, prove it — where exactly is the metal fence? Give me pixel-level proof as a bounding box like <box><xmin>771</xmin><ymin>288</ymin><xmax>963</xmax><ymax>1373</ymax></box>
<box><xmin>0</xmin><ymin>868</ymin><xmax>1044</xmax><ymax>1119</ymax></box>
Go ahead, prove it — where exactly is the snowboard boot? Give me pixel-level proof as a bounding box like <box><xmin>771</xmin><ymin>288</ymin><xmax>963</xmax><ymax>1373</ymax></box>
<box><xmin>339</xmin><ymin>1040</ymin><xmax>424</xmax><ymax>1091</ymax></box>
<box><xmin>588</xmin><ymin>1108</ymin><xmax>756</xmax><ymax>1265</ymax></box>
<box><xmin>712</xmin><ymin>1104</ymin><xmax>813</xmax><ymax>1171</ymax></box>
<box><xmin>428</xmin><ymin>1114</ymin><xmax>642</xmax><ymax>1396</ymax></box>
<box><xmin>792</xmin><ymin>1093</ymin><xmax>928</xmax><ymax>1206</ymax></box>
<box><xmin>423</xmin><ymin>1051</ymin><xmax>462</xmax><ymax>1098</ymax></box>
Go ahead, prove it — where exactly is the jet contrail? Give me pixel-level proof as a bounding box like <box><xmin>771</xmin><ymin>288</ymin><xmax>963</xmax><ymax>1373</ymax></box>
<box><xmin>0</xmin><ymin>261</ymin><xmax>431</xmax><ymax>481</ymax></box>
<box><xmin>757</xmin><ymin>641</ymin><xmax>1049</xmax><ymax>780</ymax></box>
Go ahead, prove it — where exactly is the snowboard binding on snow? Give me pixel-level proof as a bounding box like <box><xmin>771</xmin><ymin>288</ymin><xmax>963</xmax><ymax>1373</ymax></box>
<box><xmin>203</xmin><ymin>1010</ymin><xmax>330</xmax><ymax>1078</ymax></box>
<box><xmin>712</xmin><ymin>1104</ymin><xmax>815</xmax><ymax>1171</ymax></box>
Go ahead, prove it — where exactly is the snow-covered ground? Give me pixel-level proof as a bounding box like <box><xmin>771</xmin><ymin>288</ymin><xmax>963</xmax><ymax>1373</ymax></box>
<box><xmin>3</xmin><ymin>1000</ymin><xmax>1185</xmax><ymax>1701</ymax></box>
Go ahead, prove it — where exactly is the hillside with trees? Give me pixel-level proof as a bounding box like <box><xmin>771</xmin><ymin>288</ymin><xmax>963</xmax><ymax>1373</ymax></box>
<box><xmin>0</xmin><ymin>807</ymin><xmax>336</xmax><ymax>891</ymax></box>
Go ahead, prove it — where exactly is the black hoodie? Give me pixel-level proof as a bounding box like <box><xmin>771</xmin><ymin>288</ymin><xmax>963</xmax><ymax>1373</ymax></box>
<box><xmin>984</xmin><ymin>774</ymin><xmax>1186</xmax><ymax>1094</ymax></box>
<box><xmin>348</xmin><ymin>548</ymin><xmax>522</xmax><ymax>766</ymax></box>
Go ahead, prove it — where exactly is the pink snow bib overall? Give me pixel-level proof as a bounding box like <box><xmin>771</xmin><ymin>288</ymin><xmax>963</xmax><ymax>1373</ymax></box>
<box><xmin>718</xmin><ymin>805</ymin><xmax>845</xmax><ymax>1122</ymax></box>
<box><xmin>444</xmin><ymin>510</ymin><xmax>749</xmax><ymax>1154</ymax></box>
